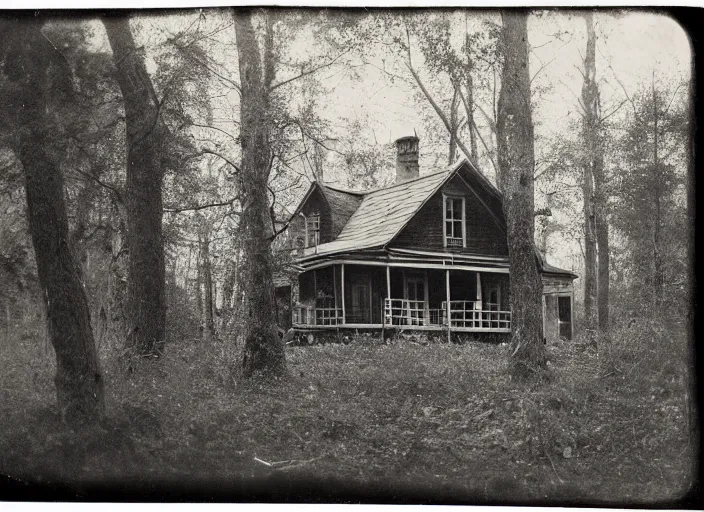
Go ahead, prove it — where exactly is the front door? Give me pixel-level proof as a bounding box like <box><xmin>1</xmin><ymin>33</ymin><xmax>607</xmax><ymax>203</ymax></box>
<box><xmin>558</xmin><ymin>296</ymin><xmax>572</xmax><ymax>340</ymax></box>
<box><xmin>406</xmin><ymin>277</ymin><xmax>426</xmax><ymax>325</ymax></box>
<box><xmin>349</xmin><ymin>274</ymin><xmax>372</xmax><ymax>324</ymax></box>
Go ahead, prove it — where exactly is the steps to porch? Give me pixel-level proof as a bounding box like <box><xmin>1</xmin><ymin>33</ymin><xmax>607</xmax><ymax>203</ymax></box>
<box><xmin>292</xmin><ymin>298</ymin><xmax>511</xmax><ymax>332</ymax></box>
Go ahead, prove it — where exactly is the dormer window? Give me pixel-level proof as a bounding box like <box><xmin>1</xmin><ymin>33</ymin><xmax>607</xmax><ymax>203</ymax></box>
<box><xmin>305</xmin><ymin>213</ymin><xmax>320</xmax><ymax>248</ymax></box>
<box><xmin>443</xmin><ymin>195</ymin><xmax>466</xmax><ymax>248</ymax></box>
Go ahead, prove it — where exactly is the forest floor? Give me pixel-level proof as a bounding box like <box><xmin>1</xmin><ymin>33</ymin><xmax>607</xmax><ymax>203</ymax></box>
<box><xmin>0</xmin><ymin>318</ymin><xmax>696</xmax><ymax>504</ymax></box>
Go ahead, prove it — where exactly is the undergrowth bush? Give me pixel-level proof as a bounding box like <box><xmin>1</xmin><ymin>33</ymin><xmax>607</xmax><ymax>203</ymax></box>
<box><xmin>0</xmin><ymin>310</ymin><xmax>694</xmax><ymax>503</ymax></box>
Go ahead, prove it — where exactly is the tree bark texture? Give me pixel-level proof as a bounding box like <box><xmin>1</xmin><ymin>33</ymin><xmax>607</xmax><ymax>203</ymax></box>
<box><xmin>594</xmin><ymin>161</ymin><xmax>609</xmax><ymax>330</ymax></box>
<box><xmin>581</xmin><ymin>12</ymin><xmax>600</xmax><ymax>333</ymax></box>
<box><xmin>220</xmin><ymin>257</ymin><xmax>236</xmax><ymax>332</ymax></box>
<box><xmin>464</xmin><ymin>29</ymin><xmax>479</xmax><ymax>160</ymax></box>
<box><xmin>235</xmin><ymin>9</ymin><xmax>286</xmax><ymax>378</ymax></box>
<box><xmin>199</xmin><ymin>234</ymin><xmax>215</xmax><ymax>340</ymax></box>
<box><xmin>0</xmin><ymin>19</ymin><xmax>104</xmax><ymax>423</ymax></box>
<box><xmin>103</xmin><ymin>16</ymin><xmax>167</xmax><ymax>356</ymax></box>
<box><xmin>496</xmin><ymin>11</ymin><xmax>546</xmax><ymax>376</ymax></box>
<box><xmin>449</xmin><ymin>86</ymin><xmax>460</xmax><ymax>164</ymax></box>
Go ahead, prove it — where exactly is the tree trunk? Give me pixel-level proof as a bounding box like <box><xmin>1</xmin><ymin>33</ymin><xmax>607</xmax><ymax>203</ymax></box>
<box><xmin>586</xmin><ymin>12</ymin><xmax>610</xmax><ymax>333</ymax></box>
<box><xmin>464</xmin><ymin>24</ymin><xmax>479</xmax><ymax>160</ymax></box>
<box><xmin>107</xmin><ymin>202</ymin><xmax>128</xmax><ymax>349</ymax></box>
<box><xmin>449</xmin><ymin>86</ymin><xmax>459</xmax><ymax>165</ymax></box>
<box><xmin>594</xmin><ymin>156</ymin><xmax>609</xmax><ymax>331</ymax></box>
<box><xmin>0</xmin><ymin>20</ymin><xmax>104</xmax><ymax>423</ymax></box>
<box><xmin>496</xmin><ymin>11</ymin><xmax>546</xmax><ymax>378</ymax></box>
<box><xmin>581</xmin><ymin>12</ymin><xmax>599</xmax><ymax>334</ymax></box>
<box><xmin>235</xmin><ymin>9</ymin><xmax>286</xmax><ymax>378</ymax></box>
<box><xmin>199</xmin><ymin>234</ymin><xmax>215</xmax><ymax>340</ymax></box>
<box><xmin>196</xmin><ymin>240</ymin><xmax>204</xmax><ymax>336</ymax></box>
<box><xmin>103</xmin><ymin>16</ymin><xmax>167</xmax><ymax>356</ymax></box>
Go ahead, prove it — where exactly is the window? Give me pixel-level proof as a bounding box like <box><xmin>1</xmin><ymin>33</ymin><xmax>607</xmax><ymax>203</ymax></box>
<box><xmin>443</xmin><ymin>196</ymin><xmax>465</xmax><ymax>248</ymax></box>
<box><xmin>305</xmin><ymin>214</ymin><xmax>320</xmax><ymax>248</ymax></box>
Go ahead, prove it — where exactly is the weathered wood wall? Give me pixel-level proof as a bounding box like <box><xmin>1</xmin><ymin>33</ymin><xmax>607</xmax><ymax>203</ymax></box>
<box><xmin>288</xmin><ymin>188</ymin><xmax>333</xmax><ymax>248</ymax></box>
<box><xmin>541</xmin><ymin>275</ymin><xmax>573</xmax><ymax>294</ymax></box>
<box><xmin>544</xmin><ymin>294</ymin><xmax>559</xmax><ymax>340</ymax></box>
<box><xmin>391</xmin><ymin>174</ymin><xmax>508</xmax><ymax>256</ymax></box>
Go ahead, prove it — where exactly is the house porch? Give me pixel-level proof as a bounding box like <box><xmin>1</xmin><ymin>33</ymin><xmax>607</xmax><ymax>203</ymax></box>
<box><xmin>290</xmin><ymin>263</ymin><xmax>511</xmax><ymax>334</ymax></box>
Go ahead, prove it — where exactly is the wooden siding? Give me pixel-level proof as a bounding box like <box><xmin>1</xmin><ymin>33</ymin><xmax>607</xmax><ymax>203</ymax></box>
<box><xmin>544</xmin><ymin>295</ymin><xmax>559</xmax><ymax>339</ymax></box>
<box><xmin>391</xmin><ymin>174</ymin><xmax>508</xmax><ymax>256</ymax></box>
<box><xmin>542</xmin><ymin>275</ymin><xmax>574</xmax><ymax>294</ymax></box>
<box><xmin>287</xmin><ymin>187</ymin><xmax>333</xmax><ymax>248</ymax></box>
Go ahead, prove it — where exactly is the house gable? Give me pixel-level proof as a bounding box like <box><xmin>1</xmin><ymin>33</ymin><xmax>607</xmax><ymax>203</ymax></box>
<box><xmin>287</xmin><ymin>185</ymin><xmax>332</xmax><ymax>248</ymax></box>
<box><xmin>390</xmin><ymin>167</ymin><xmax>508</xmax><ymax>256</ymax></box>
<box><xmin>287</xmin><ymin>182</ymin><xmax>365</xmax><ymax>251</ymax></box>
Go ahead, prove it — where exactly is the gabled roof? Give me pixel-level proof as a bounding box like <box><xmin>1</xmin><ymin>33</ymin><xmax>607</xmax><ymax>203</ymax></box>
<box><xmin>318</xmin><ymin>183</ymin><xmax>365</xmax><ymax>236</ymax></box>
<box><xmin>290</xmin><ymin>181</ymin><xmax>365</xmax><ymax>238</ymax></box>
<box><xmin>299</xmin><ymin>164</ymin><xmax>457</xmax><ymax>258</ymax></box>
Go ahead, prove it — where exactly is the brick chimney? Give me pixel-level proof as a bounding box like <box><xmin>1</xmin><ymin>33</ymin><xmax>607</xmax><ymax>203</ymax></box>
<box><xmin>394</xmin><ymin>136</ymin><xmax>420</xmax><ymax>184</ymax></box>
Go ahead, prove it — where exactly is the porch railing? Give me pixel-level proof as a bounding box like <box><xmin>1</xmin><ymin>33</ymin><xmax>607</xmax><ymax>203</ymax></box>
<box><xmin>292</xmin><ymin>300</ymin><xmax>511</xmax><ymax>331</ymax></box>
<box><xmin>383</xmin><ymin>298</ymin><xmax>511</xmax><ymax>331</ymax></box>
<box><xmin>384</xmin><ymin>298</ymin><xmax>444</xmax><ymax>327</ymax></box>
<box><xmin>442</xmin><ymin>301</ymin><xmax>511</xmax><ymax>330</ymax></box>
<box><xmin>292</xmin><ymin>305</ymin><xmax>342</xmax><ymax>326</ymax></box>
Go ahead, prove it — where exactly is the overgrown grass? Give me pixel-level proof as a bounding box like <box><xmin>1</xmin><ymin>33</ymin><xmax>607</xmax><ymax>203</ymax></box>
<box><xmin>0</xmin><ymin>317</ymin><xmax>695</xmax><ymax>504</ymax></box>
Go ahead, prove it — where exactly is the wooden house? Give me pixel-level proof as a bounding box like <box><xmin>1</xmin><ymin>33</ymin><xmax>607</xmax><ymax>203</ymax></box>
<box><xmin>274</xmin><ymin>136</ymin><xmax>576</xmax><ymax>340</ymax></box>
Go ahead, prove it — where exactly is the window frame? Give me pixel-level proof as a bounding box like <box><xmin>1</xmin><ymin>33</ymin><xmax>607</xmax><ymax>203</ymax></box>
<box><xmin>305</xmin><ymin>213</ymin><xmax>320</xmax><ymax>248</ymax></box>
<box><xmin>442</xmin><ymin>194</ymin><xmax>466</xmax><ymax>248</ymax></box>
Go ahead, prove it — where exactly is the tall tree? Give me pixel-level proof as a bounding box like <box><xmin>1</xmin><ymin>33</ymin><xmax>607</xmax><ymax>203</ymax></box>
<box><xmin>612</xmin><ymin>79</ymin><xmax>688</xmax><ymax>317</ymax></box>
<box><xmin>0</xmin><ymin>18</ymin><xmax>104</xmax><ymax>423</ymax></box>
<box><xmin>103</xmin><ymin>15</ymin><xmax>168</xmax><ymax>356</ymax></box>
<box><xmin>235</xmin><ymin>9</ymin><xmax>286</xmax><ymax>377</ymax></box>
<box><xmin>495</xmin><ymin>11</ymin><xmax>546</xmax><ymax>377</ymax></box>
<box><xmin>580</xmin><ymin>12</ymin><xmax>600</xmax><ymax>334</ymax></box>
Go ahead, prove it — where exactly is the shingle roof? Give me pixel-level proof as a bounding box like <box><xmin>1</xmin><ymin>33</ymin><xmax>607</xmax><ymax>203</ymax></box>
<box><xmin>301</xmin><ymin>168</ymin><xmax>453</xmax><ymax>257</ymax></box>
<box><xmin>540</xmin><ymin>259</ymin><xmax>578</xmax><ymax>279</ymax></box>
<box><xmin>318</xmin><ymin>184</ymin><xmax>365</xmax><ymax>238</ymax></box>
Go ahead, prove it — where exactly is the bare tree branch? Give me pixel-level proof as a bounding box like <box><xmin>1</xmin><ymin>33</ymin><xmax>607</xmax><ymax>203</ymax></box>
<box><xmin>402</xmin><ymin>27</ymin><xmax>476</xmax><ymax>167</ymax></box>
<box><xmin>183</xmin><ymin>123</ymin><xmax>238</xmax><ymax>141</ymax></box>
<box><xmin>599</xmin><ymin>98</ymin><xmax>627</xmax><ymax>123</ymax></box>
<box><xmin>457</xmin><ymin>87</ymin><xmax>498</xmax><ymax>173</ymax></box>
<box><xmin>164</xmin><ymin>198</ymin><xmax>240</xmax><ymax>213</ymax></box>
<box><xmin>187</xmin><ymin>149</ymin><xmax>242</xmax><ymax>174</ymax></box>
<box><xmin>270</xmin><ymin>49</ymin><xmax>351</xmax><ymax>91</ymax></box>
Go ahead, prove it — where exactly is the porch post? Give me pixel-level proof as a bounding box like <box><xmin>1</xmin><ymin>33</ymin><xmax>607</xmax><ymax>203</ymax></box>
<box><xmin>341</xmin><ymin>264</ymin><xmax>346</xmax><ymax>325</ymax></box>
<box><xmin>542</xmin><ymin>294</ymin><xmax>546</xmax><ymax>338</ymax></box>
<box><xmin>571</xmin><ymin>287</ymin><xmax>575</xmax><ymax>339</ymax></box>
<box><xmin>476</xmin><ymin>272</ymin><xmax>483</xmax><ymax>328</ymax></box>
<box><xmin>445</xmin><ymin>269</ymin><xmax>451</xmax><ymax>342</ymax></box>
<box><xmin>386</xmin><ymin>266</ymin><xmax>391</xmax><ymax>326</ymax></box>
<box><xmin>386</xmin><ymin>266</ymin><xmax>391</xmax><ymax>299</ymax></box>
<box><xmin>333</xmin><ymin>265</ymin><xmax>339</xmax><ymax>324</ymax></box>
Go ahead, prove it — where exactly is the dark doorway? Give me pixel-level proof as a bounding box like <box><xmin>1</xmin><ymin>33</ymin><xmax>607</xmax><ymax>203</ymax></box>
<box><xmin>348</xmin><ymin>272</ymin><xmax>372</xmax><ymax>324</ymax></box>
<box><xmin>274</xmin><ymin>286</ymin><xmax>292</xmax><ymax>330</ymax></box>
<box><xmin>558</xmin><ymin>295</ymin><xmax>572</xmax><ymax>340</ymax></box>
